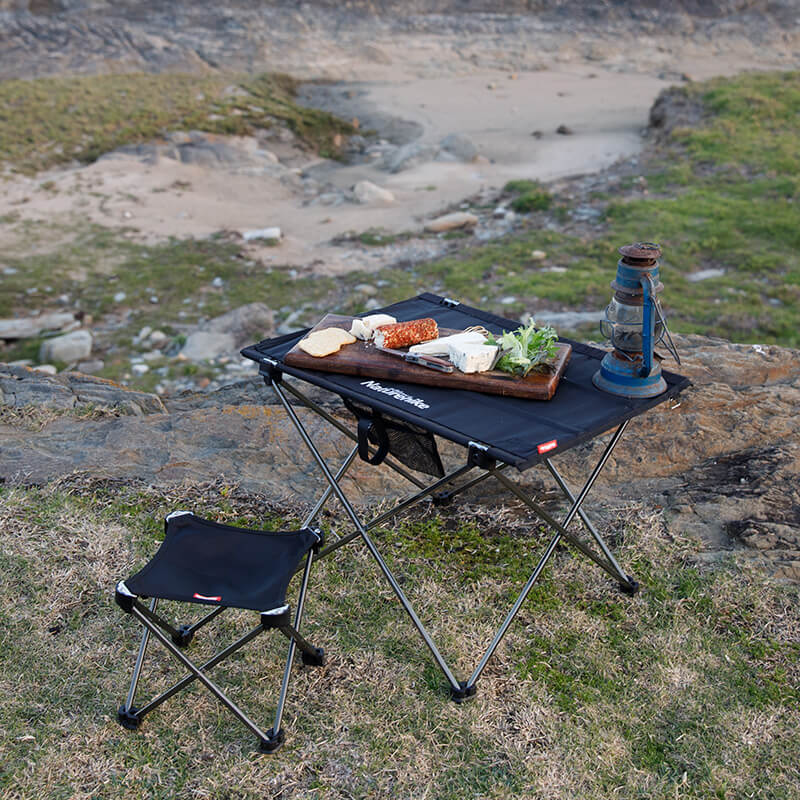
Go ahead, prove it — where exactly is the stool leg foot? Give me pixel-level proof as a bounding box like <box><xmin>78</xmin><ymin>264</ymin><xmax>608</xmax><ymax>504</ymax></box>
<box><xmin>300</xmin><ymin>647</ymin><xmax>326</xmax><ymax>667</ymax></box>
<box><xmin>450</xmin><ymin>681</ymin><xmax>477</xmax><ymax>703</ymax></box>
<box><xmin>259</xmin><ymin>727</ymin><xmax>286</xmax><ymax>754</ymax></box>
<box><xmin>171</xmin><ymin>624</ymin><xmax>195</xmax><ymax>648</ymax></box>
<box><xmin>619</xmin><ymin>575</ymin><xmax>640</xmax><ymax>596</ymax></box>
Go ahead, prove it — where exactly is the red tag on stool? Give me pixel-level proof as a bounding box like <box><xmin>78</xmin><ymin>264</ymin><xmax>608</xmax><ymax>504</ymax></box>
<box><xmin>537</xmin><ymin>439</ymin><xmax>558</xmax><ymax>454</ymax></box>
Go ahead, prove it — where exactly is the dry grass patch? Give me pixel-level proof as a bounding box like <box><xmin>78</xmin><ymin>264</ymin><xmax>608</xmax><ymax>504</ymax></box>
<box><xmin>0</xmin><ymin>479</ymin><xmax>798</xmax><ymax>799</ymax></box>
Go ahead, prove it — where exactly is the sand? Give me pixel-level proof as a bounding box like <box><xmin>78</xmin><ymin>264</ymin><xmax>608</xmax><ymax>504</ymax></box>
<box><xmin>0</xmin><ymin>52</ymin><xmax>793</xmax><ymax>275</ymax></box>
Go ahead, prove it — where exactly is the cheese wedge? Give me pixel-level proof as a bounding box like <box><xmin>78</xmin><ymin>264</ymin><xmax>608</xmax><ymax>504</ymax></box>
<box><xmin>408</xmin><ymin>330</ymin><xmax>486</xmax><ymax>356</ymax></box>
<box><xmin>298</xmin><ymin>327</ymin><xmax>356</xmax><ymax>357</ymax></box>
<box><xmin>349</xmin><ymin>313</ymin><xmax>397</xmax><ymax>341</ymax></box>
<box><xmin>448</xmin><ymin>342</ymin><xmax>500</xmax><ymax>373</ymax></box>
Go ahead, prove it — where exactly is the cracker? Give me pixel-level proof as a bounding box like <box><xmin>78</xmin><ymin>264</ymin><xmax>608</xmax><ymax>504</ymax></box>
<box><xmin>298</xmin><ymin>327</ymin><xmax>355</xmax><ymax>357</ymax></box>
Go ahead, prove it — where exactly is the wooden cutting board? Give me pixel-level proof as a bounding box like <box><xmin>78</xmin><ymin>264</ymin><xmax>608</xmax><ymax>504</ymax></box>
<box><xmin>283</xmin><ymin>314</ymin><xmax>572</xmax><ymax>400</ymax></box>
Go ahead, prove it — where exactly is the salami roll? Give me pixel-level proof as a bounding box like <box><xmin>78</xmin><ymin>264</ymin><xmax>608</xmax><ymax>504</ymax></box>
<box><xmin>374</xmin><ymin>318</ymin><xmax>438</xmax><ymax>349</ymax></box>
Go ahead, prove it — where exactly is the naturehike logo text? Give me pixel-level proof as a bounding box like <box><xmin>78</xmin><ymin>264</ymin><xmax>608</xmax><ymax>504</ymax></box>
<box><xmin>360</xmin><ymin>380</ymin><xmax>430</xmax><ymax>410</ymax></box>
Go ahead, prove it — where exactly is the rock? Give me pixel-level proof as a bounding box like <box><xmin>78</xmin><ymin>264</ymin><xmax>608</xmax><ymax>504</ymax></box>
<box><xmin>132</xmin><ymin>364</ymin><xmax>150</xmax><ymax>376</ymax></box>
<box><xmin>113</xmin><ymin>291</ymin><xmax>127</xmax><ymax>303</ymax></box>
<box><xmin>211</xmin><ymin>276</ymin><xmax>224</xmax><ymax>288</ymax></box>
<box><xmin>531</xmin><ymin>250</ymin><xmax>547</xmax><ymax>261</ymax></box>
<box><xmin>353</xmin><ymin>180</ymin><xmax>395</xmax><ymax>205</ymax></box>
<box><xmin>531</xmin><ymin>130</ymin><xmax>543</xmax><ymax>139</ymax></box>
<box><xmin>424</xmin><ymin>212</ymin><xmax>479</xmax><ymax>233</ymax></box>
<box><xmin>493</xmin><ymin>207</ymin><xmax>507</xmax><ymax>219</ymax></box>
<box><xmin>556</xmin><ymin>124</ymin><xmax>574</xmax><ymax>135</ymax></box>
<box><xmin>76</xmin><ymin>360</ymin><xmax>104</xmax><ymax>374</ymax></box>
<box><xmin>149</xmin><ymin>330</ymin><xmax>168</xmax><ymax>344</ymax></box>
<box><xmin>534</xmin><ymin>310</ymin><xmax>603</xmax><ymax>327</ymax></box>
<box><xmin>0</xmin><ymin>363</ymin><xmax>164</xmax><ymax>414</ymax></box>
<box><xmin>0</xmin><ymin>311</ymin><xmax>78</xmax><ymax>340</ymax></box>
<box><xmin>242</xmin><ymin>227</ymin><xmax>282</xmax><ymax>242</ymax></box>
<box><xmin>384</xmin><ymin>142</ymin><xmax>437</xmax><ymax>173</ymax></box>
<box><xmin>180</xmin><ymin>331</ymin><xmax>236</xmax><ymax>362</ymax></box>
<box><xmin>439</xmin><ymin>133</ymin><xmax>479</xmax><ymax>162</ymax></box>
<box><xmin>180</xmin><ymin>303</ymin><xmax>274</xmax><ymax>361</ymax></box>
<box><xmin>687</xmin><ymin>268</ymin><xmax>726</xmax><ymax>282</ymax></box>
<box><xmin>39</xmin><ymin>329</ymin><xmax>92</xmax><ymax>364</ymax></box>
<box><xmin>33</xmin><ymin>364</ymin><xmax>58</xmax><ymax>376</ymax></box>
<box><xmin>354</xmin><ymin>284</ymin><xmax>378</xmax><ymax>297</ymax></box>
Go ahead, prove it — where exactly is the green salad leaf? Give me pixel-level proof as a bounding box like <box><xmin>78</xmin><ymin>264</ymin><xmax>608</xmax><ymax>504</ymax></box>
<box><xmin>486</xmin><ymin>319</ymin><xmax>558</xmax><ymax>377</ymax></box>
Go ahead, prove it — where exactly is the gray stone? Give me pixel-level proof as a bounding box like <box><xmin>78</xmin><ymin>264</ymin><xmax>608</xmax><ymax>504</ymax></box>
<box><xmin>242</xmin><ymin>227</ymin><xmax>282</xmax><ymax>242</ymax></box>
<box><xmin>534</xmin><ymin>310</ymin><xmax>604</xmax><ymax>328</ymax></box>
<box><xmin>384</xmin><ymin>142</ymin><xmax>437</xmax><ymax>173</ymax></box>
<box><xmin>0</xmin><ymin>311</ymin><xmax>78</xmax><ymax>340</ymax></box>
<box><xmin>180</xmin><ymin>302</ymin><xmax>274</xmax><ymax>361</ymax></box>
<box><xmin>180</xmin><ymin>331</ymin><xmax>236</xmax><ymax>362</ymax></box>
<box><xmin>440</xmin><ymin>133</ymin><xmax>479</xmax><ymax>162</ymax></box>
<box><xmin>424</xmin><ymin>212</ymin><xmax>479</xmax><ymax>233</ymax></box>
<box><xmin>353</xmin><ymin>180</ymin><xmax>395</xmax><ymax>205</ymax></box>
<box><xmin>39</xmin><ymin>329</ymin><xmax>92</xmax><ymax>364</ymax></box>
<box><xmin>76</xmin><ymin>360</ymin><xmax>105</xmax><ymax>374</ymax></box>
<box><xmin>687</xmin><ymin>268</ymin><xmax>726</xmax><ymax>282</ymax></box>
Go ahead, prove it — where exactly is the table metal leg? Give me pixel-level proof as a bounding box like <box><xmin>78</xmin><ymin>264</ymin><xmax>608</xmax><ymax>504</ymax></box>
<box><xmin>271</xmin><ymin>379</ymin><xmax>463</xmax><ymax>693</ymax></box>
<box><xmin>465</xmin><ymin>421</ymin><xmax>631</xmax><ymax>689</ymax></box>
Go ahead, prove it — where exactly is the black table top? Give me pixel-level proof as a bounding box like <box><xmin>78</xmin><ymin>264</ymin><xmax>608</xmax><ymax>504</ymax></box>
<box><xmin>242</xmin><ymin>293</ymin><xmax>690</xmax><ymax>471</ymax></box>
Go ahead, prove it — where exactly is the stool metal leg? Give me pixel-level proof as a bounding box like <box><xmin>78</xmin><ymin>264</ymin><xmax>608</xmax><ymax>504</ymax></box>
<box><xmin>130</xmin><ymin>605</ymin><xmax>273</xmax><ymax>747</ymax></box>
<box><xmin>271</xmin><ymin>547</ymin><xmax>316</xmax><ymax>743</ymax></box>
<box><xmin>119</xmin><ymin>597</ymin><xmax>158</xmax><ymax>727</ymax></box>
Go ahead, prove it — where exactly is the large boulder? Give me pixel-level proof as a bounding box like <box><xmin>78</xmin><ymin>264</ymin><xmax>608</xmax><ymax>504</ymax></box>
<box><xmin>0</xmin><ymin>363</ymin><xmax>165</xmax><ymax>415</ymax></box>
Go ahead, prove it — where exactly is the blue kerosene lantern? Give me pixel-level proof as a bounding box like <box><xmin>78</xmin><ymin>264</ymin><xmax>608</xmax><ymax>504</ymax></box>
<box><xmin>593</xmin><ymin>242</ymin><xmax>680</xmax><ymax>399</ymax></box>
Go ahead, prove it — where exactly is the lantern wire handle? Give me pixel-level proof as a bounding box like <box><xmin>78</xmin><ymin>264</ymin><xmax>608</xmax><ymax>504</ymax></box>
<box><xmin>653</xmin><ymin>297</ymin><xmax>681</xmax><ymax>365</ymax></box>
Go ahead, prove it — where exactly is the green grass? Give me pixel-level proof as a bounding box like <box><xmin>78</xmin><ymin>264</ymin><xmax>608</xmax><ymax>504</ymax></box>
<box><xmin>0</xmin><ymin>71</ymin><xmax>354</xmax><ymax>173</ymax></box>
<box><xmin>505</xmin><ymin>179</ymin><xmax>553</xmax><ymax>213</ymax></box>
<box><xmin>0</xmin><ymin>480</ymin><xmax>798</xmax><ymax>799</ymax></box>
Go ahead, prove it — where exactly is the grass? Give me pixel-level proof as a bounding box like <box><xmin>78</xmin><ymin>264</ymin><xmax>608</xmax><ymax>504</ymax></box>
<box><xmin>0</xmin><ymin>479</ymin><xmax>798</xmax><ymax>799</ymax></box>
<box><xmin>0</xmin><ymin>71</ymin><xmax>354</xmax><ymax>174</ymax></box>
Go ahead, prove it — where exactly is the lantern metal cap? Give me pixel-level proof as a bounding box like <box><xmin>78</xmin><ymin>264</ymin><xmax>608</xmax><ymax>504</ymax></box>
<box><xmin>618</xmin><ymin>242</ymin><xmax>661</xmax><ymax>261</ymax></box>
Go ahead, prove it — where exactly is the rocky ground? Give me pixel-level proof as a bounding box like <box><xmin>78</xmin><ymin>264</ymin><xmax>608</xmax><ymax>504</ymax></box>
<box><xmin>3</xmin><ymin>331</ymin><xmax>799</xmax><ymax>582</ymax></box>
<box><xmin>1</xmin><ymin>1</ymin><xmax>799</xmax><ymax>580</ymax></box>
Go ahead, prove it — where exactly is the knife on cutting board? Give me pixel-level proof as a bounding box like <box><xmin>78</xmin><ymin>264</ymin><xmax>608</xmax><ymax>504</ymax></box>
<box><xmin>375</xmin><ymin>345</ymin><xmax>454</xmax><ymax>373</ymax></box>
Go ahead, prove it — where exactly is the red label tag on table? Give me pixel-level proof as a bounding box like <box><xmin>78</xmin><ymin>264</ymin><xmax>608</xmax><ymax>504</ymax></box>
<box><xmin>537</xmin><ymin>439</ymin><xmax>558</xmax><ymax>454</ymax></box>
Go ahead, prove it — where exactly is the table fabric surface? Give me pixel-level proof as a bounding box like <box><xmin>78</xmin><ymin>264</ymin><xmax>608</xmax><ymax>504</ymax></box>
<box><xmin>242</xmin><ymin>293</ymin><xmax>690</xmax><ymax>471</ymax></box>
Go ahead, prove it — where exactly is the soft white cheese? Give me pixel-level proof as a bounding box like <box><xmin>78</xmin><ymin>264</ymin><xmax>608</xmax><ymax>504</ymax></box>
<box><xmin>448</xmin><ymin>342</ymin><xmax>500</xmax><ymax>373</ymax></box>
<box><xmin>408</xmin><ymin>331</ymin><xmax>486</xmax><ymax>356</ymax></box>
<box><xmin>349</xmin><ymin>313</ymin><xmax>397</xmax><ymax>341</ymax></box>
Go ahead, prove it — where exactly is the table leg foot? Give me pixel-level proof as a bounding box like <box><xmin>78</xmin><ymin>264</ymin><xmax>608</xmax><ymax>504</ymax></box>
<box><xmin>618</xmin><ymin>576</ymin><xmax>640</xmax><ymax>596</ymax></box>
<box><xmin>259</xmin><ymin>727</ymin><xmax>285</xmax><ymax>754</ymax></box>
<box><xmin>117</xmin><ymin>705</ymin><xmax>142</xmax><ymax>730</ymax></box>
<box><xmin>450</xmin><ymin>681</ymin><xmax>477</xmax><ymax>703</ymax></box>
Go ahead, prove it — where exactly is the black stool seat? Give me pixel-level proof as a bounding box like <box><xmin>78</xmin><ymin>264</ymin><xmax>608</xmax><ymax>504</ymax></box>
<box><xmin>123</xmin><ymin>511</ymin><xmax>321</xmax><ymax>612</ymax></box>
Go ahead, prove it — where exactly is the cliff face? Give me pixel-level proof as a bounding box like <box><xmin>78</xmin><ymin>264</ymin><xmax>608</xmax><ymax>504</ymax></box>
<box><xmin>2</xmin><ymin>334</ymin><xmax>799</xmax><ymax>580</ymax></box>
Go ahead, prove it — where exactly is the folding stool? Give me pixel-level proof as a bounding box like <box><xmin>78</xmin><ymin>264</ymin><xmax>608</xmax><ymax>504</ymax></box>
<box><xmin>114</xmin><ymin>510</ymin><xmax>325</xmax><ymax>753</ymax></box>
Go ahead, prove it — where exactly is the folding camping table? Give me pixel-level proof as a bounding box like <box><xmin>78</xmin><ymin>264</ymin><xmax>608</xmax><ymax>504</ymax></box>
<box><xmin>242</xmin><ymin>293</ymin><xmax>690</xmax><ymax>700</ymax></box>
